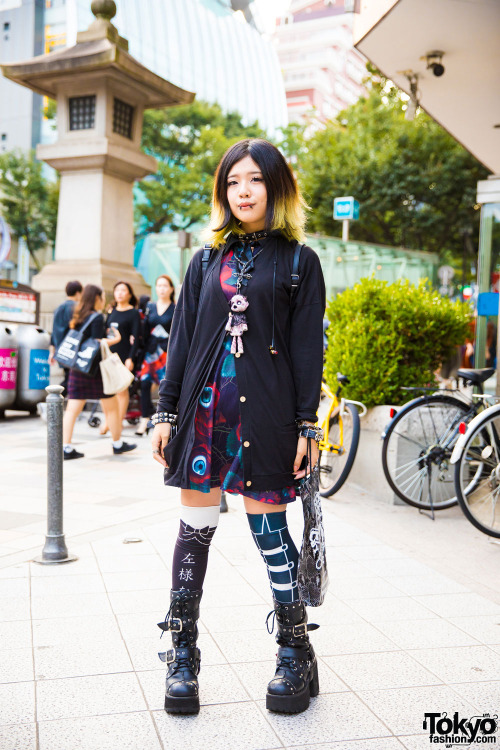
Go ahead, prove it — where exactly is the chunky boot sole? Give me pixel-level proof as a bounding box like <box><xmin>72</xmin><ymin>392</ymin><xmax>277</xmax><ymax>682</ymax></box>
<box><xmin>164</xmin><ymin>693</ymin><xmax>200</xmax><ymax>715</ymax></box>
<box><xmin>266</xmin><ymin>659</ymin><xmax>319</xmax><ymax>714</ymax></box>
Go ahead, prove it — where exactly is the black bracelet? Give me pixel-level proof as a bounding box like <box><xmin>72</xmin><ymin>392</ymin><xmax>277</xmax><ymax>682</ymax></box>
<box><xmin>150</xmin><ymin>412</ymin><xmax>177</xmax><ymax>426</ymax></box>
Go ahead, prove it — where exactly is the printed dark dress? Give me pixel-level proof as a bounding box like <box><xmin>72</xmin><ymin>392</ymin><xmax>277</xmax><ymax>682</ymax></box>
<box><xmin>188</xmin><ymin>240</ymin><xmax>297</xmax><ymax>504</ymax></box>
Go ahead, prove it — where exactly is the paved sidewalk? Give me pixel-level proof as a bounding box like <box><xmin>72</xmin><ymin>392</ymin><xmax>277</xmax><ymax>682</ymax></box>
<box><xmin>1</xmin><ymin>413</ymin><xmax>500</xmax><ymax>750</ymax></box>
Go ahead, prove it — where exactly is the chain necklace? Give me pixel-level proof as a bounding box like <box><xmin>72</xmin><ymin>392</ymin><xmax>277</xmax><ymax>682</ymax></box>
<box><xmin>233</xmin><ymin>243</ymin><xmax>266</xmax><ymax>294</ymax></box>
<box><xmin>226</xmin><ymin>241</ymin><xmax>266</xmax><ymax>355</ymax></box>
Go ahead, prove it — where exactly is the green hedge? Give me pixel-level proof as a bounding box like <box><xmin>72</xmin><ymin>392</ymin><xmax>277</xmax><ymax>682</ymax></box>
<box><xmin>324</xmin><ymin>278</ymin><xmax>473</xmax><ymax>408</ymax></box>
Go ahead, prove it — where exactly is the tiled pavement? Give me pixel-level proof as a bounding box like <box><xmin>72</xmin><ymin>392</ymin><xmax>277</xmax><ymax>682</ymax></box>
<box><xmin>1</xmin><ymin>413</ymin><xmax>500</xmax><ymax>750</ymax></box>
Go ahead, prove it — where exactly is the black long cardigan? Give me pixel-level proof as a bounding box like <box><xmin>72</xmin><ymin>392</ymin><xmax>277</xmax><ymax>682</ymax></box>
<box><xmin>157</xmin><ymin>231</ymin><xmax>326</xmax><ymax>491</ymax></box>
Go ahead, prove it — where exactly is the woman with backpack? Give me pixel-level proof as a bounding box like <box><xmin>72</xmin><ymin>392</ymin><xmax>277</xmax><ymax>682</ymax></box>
<box><xmin>150</xmin><ymin>139</ymin><xmax>325</xmax><ymax>715</ymax></box>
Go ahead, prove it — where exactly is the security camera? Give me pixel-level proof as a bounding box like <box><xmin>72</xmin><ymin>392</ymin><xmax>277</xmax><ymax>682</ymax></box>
<box><xmin>429</xmin><ymin>61</ymin><xmax>445</xmax><ymax>77</ymax></box>
<box><xmin>426</xmin><ymin>51</ymin><xmax>445</xmax><ymax>77</ymax></box>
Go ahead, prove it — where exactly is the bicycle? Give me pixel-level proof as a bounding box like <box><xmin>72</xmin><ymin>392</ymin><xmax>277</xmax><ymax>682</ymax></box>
<box><xmin>318</xmin><ymin>374</ymin><xmax>366</xmax><ymax>497</ymax></box>
<box><xmin>451</xmin><ymin>397</ymin><xmax>500</xmax><ymax>538</ymax></box>
<box><xmin>381</xmin><ymin>367</ymin><xmax>495</xmax><ymax>516</ymax></box>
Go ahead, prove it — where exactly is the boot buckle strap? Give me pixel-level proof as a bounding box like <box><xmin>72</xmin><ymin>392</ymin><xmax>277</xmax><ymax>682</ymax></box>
<box><xmin>166</xmin><ymin>649</ymin><xmax>176</xmax><ymax>664</ymax></box>
<box><xmin>156</xmin><ymin>617</ymin><xmax>183</xmax><ymax>633</ymax></box>
<box><xmin>158</xmin><ymin>649</ymin><xmax>185</xmax><ymax>664</ymax></box>
<box><xmin>164</xmin><ymin>647</ymin><xmax>200</xmax><ymax>665</ymax></box>
<box><xmin>283</xmin><ymin>623</ymin><xmax>307</xmax><ymax>637</ymax></box>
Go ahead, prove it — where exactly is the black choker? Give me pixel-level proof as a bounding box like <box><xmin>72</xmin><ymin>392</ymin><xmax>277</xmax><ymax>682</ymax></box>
<box><xmin>240</xmin><ymin>230</ymin><xmax>269</xmax><ymax>242</ymax></box>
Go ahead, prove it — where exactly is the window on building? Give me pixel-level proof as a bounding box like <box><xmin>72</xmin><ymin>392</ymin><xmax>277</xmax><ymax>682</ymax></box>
<box><xmin>3</xmin><ymin>22</ymin><xmax>10</xmax><ymax>31</ymax></box>
<box><xmin>113</xmin><ymin>98</ymin><xmax>134</xmax><ymax>140</ymax></box>
<box><xmin>69</xmin><ymin>95</ymin><xmax>96</xmax><ymax>130</ymax></box>
<box><xmin>1</xmin><ymin>134</ymin><xmax>6</xmax><ymax>141</ymax></box>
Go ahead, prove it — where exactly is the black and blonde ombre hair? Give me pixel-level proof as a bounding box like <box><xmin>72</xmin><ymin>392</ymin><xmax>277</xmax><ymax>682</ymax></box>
<box><xmin>205</xmin><ymin>138</ymin><xmax>308</xmax><ymax>248</ymax></box>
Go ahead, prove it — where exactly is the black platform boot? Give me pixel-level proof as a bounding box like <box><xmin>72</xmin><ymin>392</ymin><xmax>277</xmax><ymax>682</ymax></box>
<box><xmin>266</xmin><ymin>600</ymin><xmax>320</xmax><ymax>714</ymax></box>
<box><xmin>157</xmin><ymin>589</ymin><xmax>202</xmax><ymax>714</ymax></box>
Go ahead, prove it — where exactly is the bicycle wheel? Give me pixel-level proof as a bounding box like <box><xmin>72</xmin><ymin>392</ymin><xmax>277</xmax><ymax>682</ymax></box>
<box><xmin>454</xmin><ymin>409</ymin><xmax>500</xmax><ymax>538</ymax></box>
<box><xmin>319</xmin><ymin>402</ymin><xmax>360</xmax><ymax>497</ymax></box>
<box><xmin>382</xmin><ymin>394</ymin><xmax>472</xmax><ymax>510</ymax></box>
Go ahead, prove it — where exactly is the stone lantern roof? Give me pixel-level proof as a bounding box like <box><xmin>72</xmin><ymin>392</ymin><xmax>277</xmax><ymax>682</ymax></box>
<box><xmin>0</xmin><ymin>0</ymin><xmax>194</xmax><ymax>108</ymax></box>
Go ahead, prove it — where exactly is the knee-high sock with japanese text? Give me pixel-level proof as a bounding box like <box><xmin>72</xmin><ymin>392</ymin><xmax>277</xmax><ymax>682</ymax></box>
<box><xmin>171</xmin><ymin>505</ymin><xmax>220</xmax><ymax>591</ymax></box>
<box><xmin>247</xmin><ymin>511</ymin><xmax>300</xmax><ymax>604</ymax></box>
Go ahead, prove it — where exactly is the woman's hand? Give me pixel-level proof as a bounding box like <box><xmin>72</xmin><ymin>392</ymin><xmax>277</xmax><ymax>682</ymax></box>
<box><xmin>293</xmin><ymin>436</ymin><xmax>319</xmax><ymax>480</ymax></box>
<box><xmin>105</xmin><ymin>329</ymin><xmax>122</xmax><ymax>347</ymax></box>
<box><xmin>125</xmin><ymin>358</ymin><xmax>134</xmax><ymax>371</ymax></box>
<box><xmin>151</xmin><ymin>423</ymin><xmax>171</xmax><ymax>468</ymax></box>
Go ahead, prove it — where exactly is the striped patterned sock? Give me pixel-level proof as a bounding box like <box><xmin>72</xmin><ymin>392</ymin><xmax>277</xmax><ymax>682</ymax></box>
<box><xmin>247</xmin><ymin>511</ymin><xmax>299</xmax><ymax>604</ymax></box>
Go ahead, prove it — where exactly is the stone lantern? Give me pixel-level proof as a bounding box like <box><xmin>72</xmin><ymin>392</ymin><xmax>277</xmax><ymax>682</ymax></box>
<box><xmin>1</xmin><ymin>0</ymin><xmax>194</xmax><ymax>324</ymax></box>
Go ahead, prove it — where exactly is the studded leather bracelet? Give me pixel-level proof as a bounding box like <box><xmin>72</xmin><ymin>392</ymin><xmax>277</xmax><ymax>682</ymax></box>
<box><xmin>150</xmin><ymin>412</ymin><xmax>178</xmax><ymax>427</ymax></box>
<box><xmin>298</xmin><ymin>425</ymin><xmax>323</xmax><ymax>444</ymax></box>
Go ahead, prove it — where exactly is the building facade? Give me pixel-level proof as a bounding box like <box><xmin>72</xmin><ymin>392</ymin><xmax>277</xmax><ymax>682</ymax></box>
<box><xmin>0</xmin><ymin>0</ymin><xmax>287</xmax><ymax>154</ymax></box>
<box><xmin>273</xmin><ymin>0</ymin><xmax>367</xmax><ymax>124</ymax></box>
<box><xmin>0</xmin><ymin>0</ymin><xmax>44</xmax><ymax>152</ymax></box>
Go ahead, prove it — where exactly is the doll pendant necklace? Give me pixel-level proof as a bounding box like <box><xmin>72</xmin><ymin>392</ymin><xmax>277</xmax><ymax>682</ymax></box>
<box><xmin>226</xmin><ymin>242</ymin><xmax>265</xmax><ymax>355</ymax></box>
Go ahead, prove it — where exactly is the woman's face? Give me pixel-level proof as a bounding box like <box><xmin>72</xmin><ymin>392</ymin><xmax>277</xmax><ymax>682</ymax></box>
<box><xmin>95</xmin><ymin>292</ymin><xmax>105</xmax><ymax>311</ymax></box>
<box><xmin>114</xmin><ymin>283</ymin><xmax>131</xmax><ymax>305</ymax></box>
<box><xmin>156</xmin><ymin>278</ymin><xmax>173</xmax><ymax>301</ymax></box>
<box><xmin>227</xmin><ymin>155</ymin><xmax>267</xmax><ymax>232</ymax></box>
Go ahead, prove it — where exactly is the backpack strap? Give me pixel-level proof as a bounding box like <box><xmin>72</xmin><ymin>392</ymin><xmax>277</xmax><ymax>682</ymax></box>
<box><xmin>291</xmin><ymin>242</ymin><xmax>304</xmax><ymax>301</ymax></box>
<box><xmin>201</xmin><ymin>243</ymin><xmax>213</xmax><ymax>282</ymax></box>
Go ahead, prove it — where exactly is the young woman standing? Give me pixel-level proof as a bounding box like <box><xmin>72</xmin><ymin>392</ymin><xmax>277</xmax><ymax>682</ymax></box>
<box><xmin>151</xmin><ymin>139</ymin><xmax>325</xmax><ymax>715</ymax></box>
<box><xmin>62</xmin><ymin>284</ymin><xmax>137</xmax><ymax>460</ymax></box>
<box><xmin>135</xmin><ymin>275</ymin><xmax>176</xmax><ymax>435</ymax></box>
<box><xmin>99</xmin><ymin>281</ymin><xmax>141</xmax><ymax>435</ymax></box>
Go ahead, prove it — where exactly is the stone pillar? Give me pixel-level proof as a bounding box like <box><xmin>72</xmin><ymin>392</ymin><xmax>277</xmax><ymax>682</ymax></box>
<box><xmin>1</xmin><ymin>0</ymin><xmax>195</xmax><ymax>327</ymax></box>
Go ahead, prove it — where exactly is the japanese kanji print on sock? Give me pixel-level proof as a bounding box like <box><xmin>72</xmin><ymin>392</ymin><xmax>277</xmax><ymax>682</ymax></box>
<box><xmin>171</xmin><ymin>505</ymin><xmax>220</xmax><ymax>591</ymax></box>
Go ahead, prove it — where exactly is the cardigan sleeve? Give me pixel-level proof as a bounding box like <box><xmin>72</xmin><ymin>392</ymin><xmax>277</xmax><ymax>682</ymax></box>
<box><xmin>289</xmin><ymin>246</ymin><xmax>326</xmax><ymax>423</ymax></box>
<box><xmin>156</xmin><ymin>250</ymin><xmax>203</xmax><ymax>414</ymax></box>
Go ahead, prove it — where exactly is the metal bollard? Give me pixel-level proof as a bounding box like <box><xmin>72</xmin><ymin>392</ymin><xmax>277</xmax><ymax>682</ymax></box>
<box><xmin>220</xmin><ymin>490</ymin><xmax>228</xmax><ymax>513</ymax></box>
<box><xmin>33</xmin><ymin>385</ymin><xmax>78</xmax><ymax>565</ymax></box>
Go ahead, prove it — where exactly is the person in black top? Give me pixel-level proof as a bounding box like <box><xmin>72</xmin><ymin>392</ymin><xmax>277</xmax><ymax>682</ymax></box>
<box><xmin>62</xmin><ymin>284</ymin><xmax>137</xmax><ymax>460</ymax></box>
<box><xmin>135</xmin><ymin>275</ymin><xmax>175</xmax><ymax>435</ymax></box>
<box><xmin>49</xmin><ymin>280</ymin><xmax>82</xmax><ymax>396</ymax></box>
<box><xmin>98</xmin><ymin>281</ymin><xmax>141</xmax><ymax>435</ymax></box>
<box><xmin>150</xmin><ymin>139</ymin><xmax>325</xmax><ymax>716</ymax></box>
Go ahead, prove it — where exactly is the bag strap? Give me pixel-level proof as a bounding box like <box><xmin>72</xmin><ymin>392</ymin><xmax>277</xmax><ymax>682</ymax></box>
<box><xmin>79</xmin><ymin>311</ymin><xmax>100</xmax><ymax>335</ymax></box>
<box><xmin>201</xmin><ymin>243</ymin><xmax>213</xmax><ymax>282</ymax></box>
<box><xmin>100</xmin><ymin>339</ymin><xmax>111</xmax><ymax>359</ymax></box>
<box><xmin>201</xmin><ymin>240</ymin><xmax>303</xmax><ymax>299</ymax></box>
<box><xmin>291</xmin><ymin>242</ymin><xmax>304</xmax><ymax>301</ymax></box>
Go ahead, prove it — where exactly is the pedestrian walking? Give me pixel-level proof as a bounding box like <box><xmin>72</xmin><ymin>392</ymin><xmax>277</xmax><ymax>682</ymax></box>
<box><xmin>49</xmin><ymin>280</ymin><xmax>82</xmax><ymax>395</ymax></box>
<box><xmin>62</xmin><ymin>284</ymin><xmax>137</xmax><ymax>460</ymax></box>
<box><xmin>98</xmin><ymin>281</ymin><xmax>141</xmax><ymax>435</ymax></box>
<box><xmin>135</xmin><ymin>276</ymin><xmax>175</xmax><ymax>436</ymax></box>
<box><xmin>151</xmin><ymin>138</ymin><xmax>325</xmax><ymax>715</ymax></box>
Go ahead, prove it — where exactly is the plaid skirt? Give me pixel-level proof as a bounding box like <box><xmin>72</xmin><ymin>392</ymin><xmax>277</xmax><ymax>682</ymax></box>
<box><xmin>67</xmin><ymin>368</ymin><xmax>113</xmax><ymax>400</ymax></box>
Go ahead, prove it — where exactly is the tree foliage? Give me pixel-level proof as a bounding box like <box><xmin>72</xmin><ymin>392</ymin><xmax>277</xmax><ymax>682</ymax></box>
<box><xmin>136</xmin><ymin>100</ymin><xmax>266</xmax><ymax>234</ymax></box>
<box><xmin>0</xmin><ymin>150</ymin><xmax>59</xmax><ymax>269</ymax></box>
<box><xmin>288</xmin><ymin>89</ymin><xmax>489</xmax><ymax>261</ymax></box>
<box><xmin>324</xmin><ymin>277</ymin><xmax>472</xmax><ymax>408</ymax></box>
